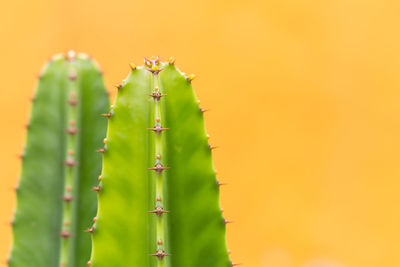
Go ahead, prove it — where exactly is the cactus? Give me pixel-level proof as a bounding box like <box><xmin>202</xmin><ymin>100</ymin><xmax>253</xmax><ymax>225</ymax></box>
<box><xmin>9</xmin><ymin>51</ymin><xmax>109</xmax><ymax>267</ymax></box>
<box><xmin>89</xmin><ymin>57</ymin><xmax>235</xmax><ymax>267</ymax></box>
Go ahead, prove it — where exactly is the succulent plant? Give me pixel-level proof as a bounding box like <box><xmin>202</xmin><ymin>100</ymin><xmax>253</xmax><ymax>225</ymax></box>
<box><xmin>88</xmin><ymin>57</ymin><xmax>236</xmax><ymax>267</ymax></box>
<box><xmin>9</xmin><ymin>51</ymin><xmax>109</xmax><ymax>267</ymax></box>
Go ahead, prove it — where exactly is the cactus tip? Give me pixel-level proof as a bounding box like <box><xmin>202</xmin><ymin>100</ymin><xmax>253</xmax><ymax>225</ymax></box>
<box><xmin>169</xmin><ymin>57</ymin><xmax>175</xmax><ymax>65</ymax></box>
<box><xmin>130</xmin><ymin>63</ymin><xmax>136</xmax><ymax>70</ymax></box>
<box><xmin>67</xmin><ymin>50</ymin><xmax>76</xmax><ymax>61</ymax></box>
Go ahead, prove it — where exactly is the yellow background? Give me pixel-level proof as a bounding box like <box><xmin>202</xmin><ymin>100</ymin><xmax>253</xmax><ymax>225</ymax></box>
<box><xmin>1</xmin><ymin>0</ymin><xmax>400</xmax><ymax>266</ymax></box>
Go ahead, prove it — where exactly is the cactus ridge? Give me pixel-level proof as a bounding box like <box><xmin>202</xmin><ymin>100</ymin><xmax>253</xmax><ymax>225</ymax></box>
<box><xmin>9</xmin><ymin>51</ymin><xmax>109</xmax><ymax>267</ymax></box>
<box><xmin>90</xmin><ymin>56</ymin><xmax>233</xmax><ymax>267</ymax></box>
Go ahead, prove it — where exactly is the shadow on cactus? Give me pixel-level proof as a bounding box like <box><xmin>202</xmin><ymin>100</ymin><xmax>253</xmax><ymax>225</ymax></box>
<box><xmin>9</xmin><ymin>51</ymin><xmax>109</xmax><ymax>267</ymax></box>
<box><xmin>88</xmin><ymin>57</ymin><xmax>238</xmax><ymax>267</ymax></box>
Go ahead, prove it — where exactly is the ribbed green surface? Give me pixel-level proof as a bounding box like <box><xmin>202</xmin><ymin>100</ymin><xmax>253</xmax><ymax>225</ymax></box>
<box><xmin>9</xmin><ymin>52</ymin><xmax>109</xmax><ymax>267</ymax></box>
<box><xmin>90</xmin><ymin>58</ymin><xmax>230</xmax><ymax>267</ymax></box>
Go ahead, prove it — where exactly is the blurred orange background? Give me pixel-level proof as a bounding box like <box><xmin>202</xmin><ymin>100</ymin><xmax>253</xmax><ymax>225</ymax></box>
<box><xmin>1</xmin><ymin>0</ymin><xmax>400</xmax><ymax>266</ymax></box>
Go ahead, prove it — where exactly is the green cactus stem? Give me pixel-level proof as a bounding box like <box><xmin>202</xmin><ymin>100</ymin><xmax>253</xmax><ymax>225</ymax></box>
<box><xmin>89</xmin><ymin>57</ymin><xmax>235</xmax><ymax>267</ymax></box>
<box><xmin>9</xmin><ymin>51</ymin><xmax>109</xmax><ymax>267</ymax></box>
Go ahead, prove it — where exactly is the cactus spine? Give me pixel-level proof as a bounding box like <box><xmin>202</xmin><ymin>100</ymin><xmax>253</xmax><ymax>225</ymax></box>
<box><xmin>9</xmin><ymin>51</ymin><xmax>109</xmax><ymax>267</ymax></box>
<box><xmin>90</xmin><ymin>57</ymin><xmax>233</xmax><ymax>267</ymax></box>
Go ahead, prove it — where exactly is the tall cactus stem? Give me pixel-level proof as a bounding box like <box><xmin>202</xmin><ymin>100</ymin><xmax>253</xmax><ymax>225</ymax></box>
<box><xmin>9</xmin><ymin>51</ymin><xmax>109</xmax><ymax>267</ymax></box>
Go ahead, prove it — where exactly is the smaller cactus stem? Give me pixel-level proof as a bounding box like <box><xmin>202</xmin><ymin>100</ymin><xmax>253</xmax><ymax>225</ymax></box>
<box><xmin>59</xmin><ymin>65</ymin><xmax>79</xmax><ymax>267</ymax></box>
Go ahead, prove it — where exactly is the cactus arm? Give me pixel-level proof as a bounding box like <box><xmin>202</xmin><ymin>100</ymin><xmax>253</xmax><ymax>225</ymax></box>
<box><xmin>9</xmin><ymin>53</ymin><xmax>109</xmax><ymax>267</ymax></box>
<box><xmin>90</xmin><ymin>67</ymin><xmax>156</xmax><ymax>267</ymax></box>
<box><xmin>159</xmin><ymin>63</ymin><xmax>231</xmax><ymax>267</ymax></box>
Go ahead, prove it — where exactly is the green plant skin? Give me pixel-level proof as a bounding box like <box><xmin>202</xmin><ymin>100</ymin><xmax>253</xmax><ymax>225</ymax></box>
<box><xmin>9</xmin><ymin>52</ymin><xmax>109</xmax><ymax>267</ymax></box>
<box><xmin>90</xmin><ymin>58</ymin><xmax>231</xmax><ymax>267</ymax></box>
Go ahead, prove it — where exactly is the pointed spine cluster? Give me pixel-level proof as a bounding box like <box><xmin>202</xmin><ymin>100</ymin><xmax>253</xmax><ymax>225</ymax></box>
<box><xmin>59</xmin><ymin>51</ymin><xmax>79</xmax><ymax>267</ymax></box>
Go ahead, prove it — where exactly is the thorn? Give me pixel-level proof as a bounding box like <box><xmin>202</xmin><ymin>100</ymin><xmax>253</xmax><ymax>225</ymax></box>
<box><xmin>148</xmin><ymin>206</ymin><xmax>169</xmax><ymax>216</ymax></box>
<box><xmin>224</xmin><ymin>219</ymin><xmax>234</xmax><ymax>224</ymax></box>
<box><xmin>157</xmin><ymin>197</ymin><xmax>161</xmax><ymax>201</ymax></box>
<box><xmin>231</xmin><ymin>262</ymin><xmax>242</xmax><ymax>266</ymax></box>
<box><xmin>169</xmin><ymin>57</ymin><xmax>175</xmax><ymax>65</ymax></box>
<box><xmin>209</xmin><ymin>144</ymin><xmax>219</xmax><ymax>150</ymax></box>
<box><xmin>60</xmin><ymin>230</ymin><xmax>71</xmax><ymax>239</ymax></box>
<box><xmin>149</xmin><ymin>249</ymin><xmax>170</xmax><ymax>260</ymax></box>
<box><xmin>69</xmin><ymin>69</ymin><xmax>77</xmax><ymax>81</ymax></box>
<box><xmin>84</xmin><ymin>227</ymin><xmax>94</xmax><ymax>233</ymax></box>
<box><xmin>93</xmin><ymin>217</ymin><xmax>97</xmax><ymax>222</ymax></box>
<box><xmin>186</xmin><ymin>74</ymin><xmax>196</xmax><ymax>83</ymax></box>
<box><xmin>67</xmin><ymin>50</ymin><xmax>76</xmax><ymax>61</ymax></box>
<box><xmin>200</xmin><ymin>107</ymin><xmax>209</xmax><ymax>113</ymax></box>
<box><xmin>149</xmin><ymin>91</ymin><xmax>166</xmax><ymax>101</ymax></box>
<box><xmin>103</xmin><ymin>138</ymin><xmax>107</xmax><ymax>144</ymax></box>
<box><xmin>221</xmin><ymin>208</ymin><xmax>224</xmax><ymax>213</ymax></box>
<box><xmin>130</xmin><ymin>63</ymin><xmax>136</xmax><ymax>70</ymax></box>
<box><xmin>217</xmin><ymin>181</ymin><xmax>227</xmax><ymax>186</ymax></box>
<box><xmin>146</xmin><ymin>67</ymin><xmax>164</xmax><ymax>75</ymax></box>
<box><xmin>148</xmin><ymin>163</ymin><xmax>170</xmax><ymax>174</ymax></box>
<box><xmin>96</xmin><ymin>148</ymin><xmax>106</xmax><ymax>153</ymax></box>
<box><xmin>62</xmin><ymin>195</ymin><xmax>73</xmax><ymax>203</ymax></box>
<box><xmin>101</xmin><ymin>112</ymin><xmax>112</xmax><ymax>118</ymax></box>
<box><xmin>156</xmin><ymin>154</ymin><xmax>161</xmax><ymax>159</ymax></box>
<box><xmin>68</xmin><ymin>99</ymin><xmax>78</xmax><ymax>106</ymax></box>
<box><xmin>206</xmin><ymin>134</ymin><xmax>210</xmax><ymax>139</ymax></box>
<box><xmin>66</xmin><ymin>186</ymin><xmax>72</xmax><ymax>192</ymax></box>
<box><xmin>114</xmin><ymin>84</ymin><xmax>122</xmax><ymax>90</ymax></box>
<box><xmin>64</xmin><ymin>159</ymin><xmax>77</xmax><ymax>167</ymax></box>
<box><xmin>92</xmin><ymin>185</ymin><xmax>101</xmax><ymax>192</ymax></box>
<box><xmin>98</xmin><ymin>175</ymin><xmax>102</xmax><ymax>181</ymax></box>
<box><xmin>87</xmin><ymin>261</ymin><xmax>91</xmax><ymax>266</ymax></box>
<box><xmin>147</xmin><ymin>125</ymin><xmax>169</xmax><ymax>134</ymax></box>
<box><xmin>228</xmin><ymin>249</ymin><xmax>231</xmax><ymax>254</ymax></box>
<box><xmin>158</xmin><ymin>240</ymin><xmax>162</xmax><ymax>245</ymax></box>
<box><xmin>65</xmin><ymin>127</ymin><xmax>78</xmax><ymax>135</ymax></box>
